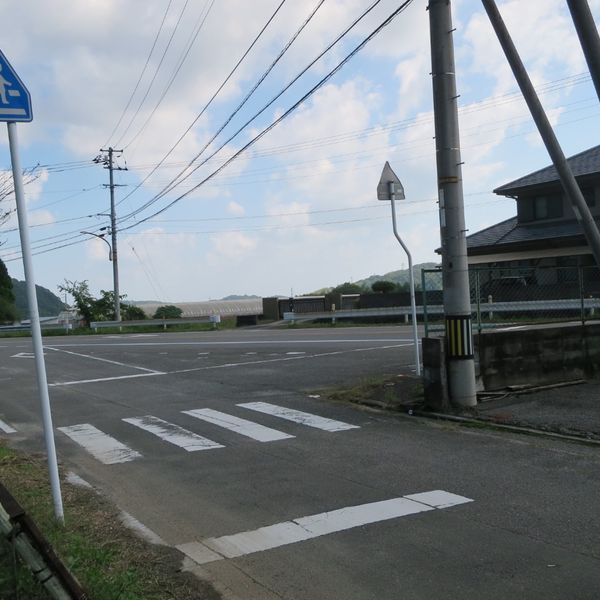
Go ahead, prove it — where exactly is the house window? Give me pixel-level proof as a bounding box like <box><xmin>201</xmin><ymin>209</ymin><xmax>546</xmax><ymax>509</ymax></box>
<box><xmin>518</xmin><ymin>194</ymin><xmax>563</xmax><ymax>222</ymax></box>
<box><xmin>582</xmin><ymin>188</ymin><xmax>595</xmax><ymax>207</ymax></box>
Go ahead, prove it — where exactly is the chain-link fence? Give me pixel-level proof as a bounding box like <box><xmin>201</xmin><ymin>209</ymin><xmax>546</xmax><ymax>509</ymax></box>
<box><xmin>422</xmin><ymin>265</ymin><xmax>600</xmax><ymax>336</ymax></box>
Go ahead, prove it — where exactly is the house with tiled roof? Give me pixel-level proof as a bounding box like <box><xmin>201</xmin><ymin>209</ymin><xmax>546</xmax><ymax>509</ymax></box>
<box><xmin>465</xmin><ymin>145</ymin><xmax>600</xmax><ymax>295</ymax></box>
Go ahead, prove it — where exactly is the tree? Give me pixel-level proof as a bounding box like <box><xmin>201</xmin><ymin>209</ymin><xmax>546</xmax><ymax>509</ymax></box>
<box><xmin>58</xmin><ymin>280</ymin><xmax>145</xmax><ymax>325</ymax></box>
<box><xmin>122</xmin><ymin>304</ymin><xmax>147</xmax><ymax>320</ymax></box>
<box><xmin>330</xmin><ymin>282</ymin><xmax>365</xmax><ymax>295</ymax></box>
<box><xmin>58</xmin><ymin>280</ymin><xmax>96</xmax><ymax>326</ymax></box>
<box><xmin>0</xmin><ymin>258</ymin><xmax>18</xmax><ymax>323</ymax></box>
<box><xmin>371</xmin><ymin>280</ymin><xmax>397</xmax><ymax>294</ymax></box>
<box><xmin>153</xmin><ymin>305</ymin><xmax>183</xmax><ymax>319</ymax></box>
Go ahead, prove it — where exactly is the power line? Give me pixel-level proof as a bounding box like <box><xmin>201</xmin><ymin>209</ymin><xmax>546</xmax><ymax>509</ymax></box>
<box><xmin>134</xmin><ymin>0</ymin><xmax>326</xmax><ymax>196</ymax></box>
<box><xmin>124</xmin><ymin>0</ymin><xmax>216</xmax><ymax>150</ymax></box>
<box><xmin>114</xmin><ymin>0</ymin><xmax>291</xmax><ymax>209</ymax></box>
<box><xmin>103</xmin><ymin>0</ymin><xmax>174</xmax><ymax>147</ymax></box>
<box><xmin>118</xmin><ymin>0</ymin><xmax>389</xmax><ymax>224</ymax></box>
<box><xmin>113</xmin><ymin>0</ymin><xmax>192</xmax><ymax>148</ymax></box>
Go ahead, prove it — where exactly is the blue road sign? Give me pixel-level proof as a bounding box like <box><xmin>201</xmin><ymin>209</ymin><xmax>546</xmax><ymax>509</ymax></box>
<box><xmin>0</xmin><ymin>50</ymin><xmax>32</xmax><ymax>122</ymax></box>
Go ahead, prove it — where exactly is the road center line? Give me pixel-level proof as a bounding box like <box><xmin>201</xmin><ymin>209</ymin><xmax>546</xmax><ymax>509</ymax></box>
<box><xmin>177</xmin><ymin>490</ymin><xmax>473</xmax><ymax>565</ymax></box>
<box><xmin>44</xmin><ymin>338</ymin><xmax>413</xmax><ymax>348</ymax></box>
<box><xmin>170</xmin><ymin>343</ymin><xmax>412</xmax><ymax>375</ymax></box>
<box><xmin>45</xmin><ymin>346</ymin><xmax>164</xmax><ymax>374</ymax></box>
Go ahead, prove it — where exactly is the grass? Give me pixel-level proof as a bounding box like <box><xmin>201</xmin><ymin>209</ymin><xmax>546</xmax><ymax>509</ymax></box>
<box><xmin>0</xmin><ymin>443</ymin><xmax>218</xmax><ymax>599</ymax></box>
<box><xmin>0</xmin><ymin>317</ymin><xmax>238</xmax><ymax>338</ymax></box>
<box><xmin>325</xmin><ymin>373</ymin><xmax>424</xmax><ymax>410</ymax></box>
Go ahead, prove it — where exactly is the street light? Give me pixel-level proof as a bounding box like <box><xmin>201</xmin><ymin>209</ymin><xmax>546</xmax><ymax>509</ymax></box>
<box><xmin>377</xmin><ymin>161</ymin><xmax>420</xmax><ymax>376</ymax></box>
<box><xmin>81</xmin><ymin>230</ymin><xmax>112</xmax><ymax>261</ymax></box>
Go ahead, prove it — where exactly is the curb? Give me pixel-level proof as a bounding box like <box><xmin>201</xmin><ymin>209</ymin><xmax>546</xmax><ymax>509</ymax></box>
<box><xmin>410</xmin><ymin>409</ymin><xmax>600</xmax><ymax>447</ymax></box>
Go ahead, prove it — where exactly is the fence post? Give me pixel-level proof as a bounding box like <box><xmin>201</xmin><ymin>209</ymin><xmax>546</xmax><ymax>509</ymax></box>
<box><xmin>475</xmin><ymin>270</ymin><xmax>482</xmax><ymax>333</ymax></box>
<box><xmin>422</xmin><ymin>269</ymin><xmax>429</xmax><ymax>337</ymax></box>
<box><xmin>579</xmin><ymin>265</ymin><xmax>585</xmax><ymax>325</ymax></box>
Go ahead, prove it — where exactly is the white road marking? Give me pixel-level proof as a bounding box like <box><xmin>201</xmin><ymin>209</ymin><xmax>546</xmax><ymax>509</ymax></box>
<box><xmin>171</xmin><ymin>343</ymin><xmax>412</xmax><ymax>375</ymax></box>
<box><xmin>496</xmin><ymin>325</ymin><xmax>528</xmax><ymax>332</ymax></box>
<box><xmin>49</xmin><ymin>372</ymin><xmax>164</xmax><ymax>387</ymax></box>
<box><xmin>11</xmin><ymin>352</ymin><xmax>39</xmax><ymax>359</ymax></box>
<box><xmin>177</xmin><ymin>490</ymin><xmax>473</xmax><ymax>565</ymax></box>
<box><xmin>47</xmin><ymin>343</ymin><xmax>412</xmax><ymax>387</ymax></box>
<box><xmin>285</xmin><ymin>351</ymin><xmax>305</xmax><ymax>355</ymax></box>
<box><xmin>182</xmin><ymin>409</ymin><xmax>293</xmax><ymax>442</ymax></box>
<box><xmin>45</xmin><ymin>346</ymin><xmax>164</xmax><ymax>374</ymax></box>
<box><xmin>122</xmin><ymin>416</ymin><xmax>224</xmax><ymax>452</ymax></box>
<box><xmin>47</xmin><ymin>338</ymin><xmax>412</xmax><ymax>348</ymax></box>
<box><xmin>120</xmin><ymin>510</ymin><xmax>166</xmax><ymax>545</ymax></box>
<box><xmin>66</xmin><ymin>472</ymin><xmax>93</xmax><ymax>488</ymax></box>
<box><xmin>58</xmin><ymin>424</ymin><xmax>142</xmax><ymax>464</ymax></box>
<box><xmin>238</xmin><ymin>402</ymin><xmax>359</xmax><ymax>432</ymax></box>
<box><xmin>0</xmin><ymin>418</ymin><xmax>17</xmax><ymax>434</ymax></box>
<box><xmin>404</xmin><ymin>490</ymin><xmax>474</xmax><ymax>509</ymax></box>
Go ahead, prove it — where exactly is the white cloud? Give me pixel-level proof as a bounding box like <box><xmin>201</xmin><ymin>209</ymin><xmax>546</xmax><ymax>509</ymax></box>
<box><xmin>208</xmin><ymin>231</ymin><xmax>257</xmax><ymax>262</ymax></box>
<box><xmin>226</xmin><ymin>201</ymin><xmax>245</xmax><ymax>216</ymax></box>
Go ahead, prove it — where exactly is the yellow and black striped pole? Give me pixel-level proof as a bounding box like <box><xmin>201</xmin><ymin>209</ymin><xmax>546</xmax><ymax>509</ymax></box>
<box><xmin>445</xmin><ymin>315</ymin><xmax>474</xmax><ymax>359</ymax></box>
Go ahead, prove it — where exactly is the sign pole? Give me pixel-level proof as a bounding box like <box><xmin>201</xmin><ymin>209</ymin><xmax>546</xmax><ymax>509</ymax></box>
<box><xmin>377</xmin><ymin>162</ymin><xmax>421</xmax><ymax>376</ymax></box>
<box><xmin>7</xmin><ymin>122</ymin><xmax>64</xmax><ymax>523</ymax></box>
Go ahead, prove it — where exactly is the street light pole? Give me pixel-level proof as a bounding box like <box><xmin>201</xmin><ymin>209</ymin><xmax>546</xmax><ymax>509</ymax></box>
<box><xmin>81</xmin><ymin>231</ymin><xmax>112</xmax><ymax>261</ymax></box>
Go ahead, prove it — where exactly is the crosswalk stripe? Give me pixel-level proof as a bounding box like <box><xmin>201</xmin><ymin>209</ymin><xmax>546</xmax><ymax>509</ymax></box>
<box><xmin>237</xmin><ymin>402</ymin><xmax>359</xmax><ymax>432</ymax></box>
<box><xmin>122</xmin><ymin>416</ymin><xmax>224</xmax><ymax>452</ymax></box>
<box><xmin>177</xmin><ymin>490</ymin><xmax>474</xmax><ymax>565</ymax></box>
<box><xmin>182</xmin><ymin>408</ymin><xmax>294</xmax><ymax>442</ymax></box>
<box><xmin>0</xmin><ymin>418</ymin><xmax>16</xmax><ymax>434</ymax></box>
<box><xmin>58</xmin><ymin>424</ymin><xmax>142</xmax><ymax>464</ymax></box>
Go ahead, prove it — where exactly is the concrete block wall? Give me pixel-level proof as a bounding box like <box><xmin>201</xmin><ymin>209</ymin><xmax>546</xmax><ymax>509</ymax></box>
<box><xmin>476</xmin><ymin>323</ymin><xmax>600</xmax><ymax>390</ymax></box>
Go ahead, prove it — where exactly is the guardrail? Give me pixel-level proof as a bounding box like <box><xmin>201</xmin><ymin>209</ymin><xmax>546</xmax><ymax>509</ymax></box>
<box><xmin>283</xmin><ymin>297</ymin><xmax>600</xmax><ymax>325</ymax></box>
<box><xmin>0</xmin><ymin>322</ymin><xmax>75</xmax><ymax>333</ymax></box>
<box><xmin>90</xmin><ymin>315</ymin><xmax>221</xmax><ymax>332</ymax></box>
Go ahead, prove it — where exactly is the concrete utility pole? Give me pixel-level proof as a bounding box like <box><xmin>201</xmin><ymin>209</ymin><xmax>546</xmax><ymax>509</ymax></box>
<box><xmin>97</xmin><ymin>147</ymin><xmax>126</xmax><ymax>321</ymax></box>
<box><xmin>566</xmin><ymin>0</ymin><xmax>600</xmax><ymax>102</ymax></box>
<box><xmin>482</xmin><ymin>0</ymin><xmax>600</xmax><ymax>269</ymax></box>
<box><xmin>428</xmin><ymin>0</ymin><xmax>477</xmax><ymax>407</ymax></box>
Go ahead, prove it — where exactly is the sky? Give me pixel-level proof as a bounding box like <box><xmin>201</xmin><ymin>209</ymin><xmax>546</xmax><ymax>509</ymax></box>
<box><xmin>0</xmin><ymin>0</ymin><xmax>599</xmax><ymax>303</ymax></box>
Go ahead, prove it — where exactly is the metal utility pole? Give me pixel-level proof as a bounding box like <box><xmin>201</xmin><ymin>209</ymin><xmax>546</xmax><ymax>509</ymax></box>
<box><xmin>566</xmin><ymin>0</ymin><xmax>600</xmax><ymax>102</ymax></box>
<box><xmin>482</xmin><ymin>0</ymin><xmax>600</xmax><ymax>268</ymax></box>
<box><xmin>428</xmin><ymin>0</ymin><xmax>477</xmax><ymax>407</ymax></box>
<box><xmin>0</xmin><ymin>49</ymin><xmax>64</xmax><ymax>521</ymax></box>
<box><xmin>97</xmin><ymin>147</ymin><xmax>126</xmax><ymax>321</ymax></box>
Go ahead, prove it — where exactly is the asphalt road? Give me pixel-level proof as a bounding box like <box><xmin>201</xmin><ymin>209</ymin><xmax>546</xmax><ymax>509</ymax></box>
<box><xmin>1</xmin><ymin>325</ymin><xmax>599</xmax><ymax>599</ymax></box>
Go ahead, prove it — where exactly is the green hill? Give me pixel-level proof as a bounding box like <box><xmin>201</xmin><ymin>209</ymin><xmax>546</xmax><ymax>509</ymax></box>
<box><xmin>11</xmin><ymin>279</ymin><xmax>66</xmax><ymax>319</ymax></box>
<box><xmin>355</xmin><ymin>262</ymin><xmax>440</xmax><ymax>289</ymax></box>
<box><xmin>308</xmin><ymin>262</ymin><xmax>440</xmax><ymax>295</ymax></box>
